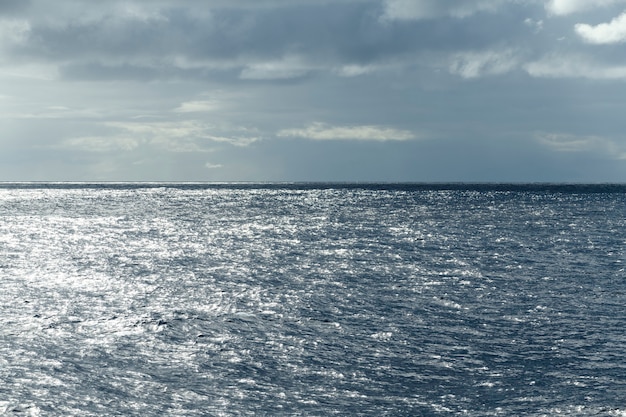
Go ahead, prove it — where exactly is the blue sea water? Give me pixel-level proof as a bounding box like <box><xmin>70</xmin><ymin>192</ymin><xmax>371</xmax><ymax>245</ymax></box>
<box><xmin>0</xmin><ymin>183</ymin><xmax>625</xmax><ymax>416</ymax></box>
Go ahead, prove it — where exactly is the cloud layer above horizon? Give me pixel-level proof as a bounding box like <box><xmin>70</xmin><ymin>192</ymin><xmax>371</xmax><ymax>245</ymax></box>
<box><xmin>2</xmin><ymin>0</ymin><xmax>626</xmax><ymax>182</ymax></box>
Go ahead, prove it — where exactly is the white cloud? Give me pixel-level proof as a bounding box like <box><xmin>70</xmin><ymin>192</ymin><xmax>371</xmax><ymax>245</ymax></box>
<box><xmin>61</xmin><ymin>120</ymin><xmax>259</xmax><ymax>154</ymax></box>
<box><xmin>0</xmin><ymin>63</ymin><xmax>59</xmax><ymax>81</ymax></box>
<box><xmin>107</xmin><ymin>120</ymin><xmax>258</xmax><ymax>149</ymax></box>
<box><xmin>0</xmin><ymin>19</ymin><xmax>30</xmax><ymax>46</ymax></box>
<box><xmin>381</xmin><ymin>0</ymin><xmax>504</xmax><ymax>21</ymax></box>
<box><xmin>277</xmin><ymin>122</ymin><xmax>416</xmax><ymax>141</ymax></box>
<box><xmin>524</xmin><ymin>18</ymin><xmax>544</xmax><ymax>33</ymax></box>
<box><xmin>205</xmin><ymin>162</ymin><xmax>223</xmax><ymax>169</ymax></box>
<box><xmin>545</xmin><ymin>0</ymin><xmax>626</xmax><ymax>15</ymax></box>
<box><xmin>1</xmin><ymin>104</ymin><xmax>103</xmax><ymax>120</ymax></box>
<box><xmin>575</xmin><ymin>12</ymin><xmax>626</xmax><ymax>44</ymax></box>
<box><xmin>535</xmin><ymin>132</ymin><xmax>626</xmax><ymax>158</ymax></box>
<box><xmin>61</xmin><ymin>136</ymin><xmax>142</xmax><ymax>152</ymax></box>
<box><xmin>525</xmin><ymin>54</ymin><xmax>626</xmax><ymax>79</ymax></box>
<box><xmin>336</xmin><ymin>64</ymin><xmax>375</xmax><ymax>77</ymax></box>
<box><xmin>448</xmin><ymin>48</ymin><xmax>521</xmax><ymax>78</ymax></box>
<box><xmin>174</xmin><ymin>100</ymin><xmax>219</xmax><ymax>113</ymax></box>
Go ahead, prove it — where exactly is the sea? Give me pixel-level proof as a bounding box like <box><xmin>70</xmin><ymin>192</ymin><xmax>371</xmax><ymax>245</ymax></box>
<box><xmin>0</xmin><ymin>182</ymin><xmax>625</xmax><ymax>416</ymax></box>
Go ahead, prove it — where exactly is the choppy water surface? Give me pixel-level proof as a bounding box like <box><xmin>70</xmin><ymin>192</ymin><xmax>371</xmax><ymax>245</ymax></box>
<box><xmin>0</xmin><ymin>183</ymin><xmax>625</xmax><ymax>416</ymax></box>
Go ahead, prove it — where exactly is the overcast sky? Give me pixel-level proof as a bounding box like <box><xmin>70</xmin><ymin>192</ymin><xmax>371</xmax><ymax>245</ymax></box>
<box><xmin>2</xmin><ymin>0</ymin><xmax>626</xmax><ymax>182</ymax></box>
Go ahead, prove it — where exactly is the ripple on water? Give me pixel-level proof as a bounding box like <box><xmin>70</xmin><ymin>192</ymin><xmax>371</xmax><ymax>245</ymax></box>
<box><xmin>0</xmin><ymin>185</ymin><xmax>625</xmax><ymax>415</ymax></box>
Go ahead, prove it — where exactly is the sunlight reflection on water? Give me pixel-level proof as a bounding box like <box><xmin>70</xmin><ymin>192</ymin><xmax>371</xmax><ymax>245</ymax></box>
<box><xmin>0</xmin><ymin>184</ymin><xmax>625</xmax><ymax>415</ymax></box>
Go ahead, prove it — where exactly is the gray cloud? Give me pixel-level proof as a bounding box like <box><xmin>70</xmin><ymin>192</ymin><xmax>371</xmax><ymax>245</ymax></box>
<box><xmin>3</xmin><ymin>0</ymin><xmax>626</xmax><ymax>181</ymax></box>
<box><xmin>7</xmin><ymin>0</ymin><xmax>538</xmax><ymax>82</ymax></box>
<box><xmin>381</xmin><ymin>0</ymin><xmax>507</xmax><ymax>20</ymax></box>
<box><xmin>0</xmin><ymin>0</ymin><xmax>29</xmax><ymax>14</ymax></box>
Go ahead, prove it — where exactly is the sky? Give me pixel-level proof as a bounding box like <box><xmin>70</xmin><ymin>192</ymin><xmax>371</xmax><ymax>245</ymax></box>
<box><xmin>2</xmin><ymin>0</ymin><xmax>626</xmax><ymax>182</ymax></box>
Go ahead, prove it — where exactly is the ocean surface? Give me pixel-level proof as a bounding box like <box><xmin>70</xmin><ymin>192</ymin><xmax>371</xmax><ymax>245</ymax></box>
<box><xmin>1</xmin><ymin>183</ymin><xmax>625</xmax><ymax>416</ymax></box>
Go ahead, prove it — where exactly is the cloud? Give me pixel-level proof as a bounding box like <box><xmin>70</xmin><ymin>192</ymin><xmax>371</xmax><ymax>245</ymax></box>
<box><xmin>0</xmin><ymin>18</ymin><xmax>30</xmax><ymax>46</ymax></box>
<box><xmin>174</xmin><ymin>100</ymin><xmax>220</xmax><ymax>113</ymax></box>
<box><xmin>61</xmin><ymin>136</ymin><xmax>142</xmax><ymax>152</ymax></box>
<box><xmin>277</xmin><ymin>122</ymin><xmax>416</xmax><ymax>141</ymax></box>
<box><xmin>535</xmin><ymin>132</ymin><xmax>626</xmax><ymax>158</ymax></box>
<box><xmin>12</xmin><ymin>2</ymin><xmax>385</xmax><ymax>82</ymax></box>
<box><xmin>525</xmin><ymin>54</ymin><xmax>626</xmax><ymax>79</ymax></box>
<box><xmin>239</xmin><ymin>56</ymin><xmax>311</xmax><ymax>80</ymax></box>
<box><xmin>575</xmin><ymin>12</ymin><xmax>626</xmax><ymax>44</ymax></box>
<box><xmin>524</xmin><ymin>18</ymin><xmax>544</xmax><ymax>33</ymax></box>
<box><xmin>448</xmin><ymin>48</ymin><xmax>521</xmax><ymax>78</ymax></box>
<box><xmin>61</xmin><ymin>120</ymin><xmax>259</xmax><ymax>154</ymax></box>
<box><xmin>5</xmin><ymin>0</ymin><xmax>626</xmax><ymax>183</ymax></box>
<box><xmin>381</xmin><ymin>0</ymin><xmax>505</xmax><ymax>21</ymax></box>
<box><xmin>6</xmin><ymin>0</ymin><xmax>532</xmax><ymax>85</ymax></box>
<box><xmin>335</xmin><ymin>64</ymin><xmax>376</xmax><ymax>77</ymax></box>
<box><xmin>545</xmin><ymin>0</ymin><xmax>626</xmax><ymax>16</ymax></box>
<box><xmin>1</xmin><ymin>104</ymin><xmax>103</xmax><ymax>120</ymax></box>
<box><xmin>107</xmin><ymin>120</ymin><xmax>259</xmax><ymax>148</ymax></box>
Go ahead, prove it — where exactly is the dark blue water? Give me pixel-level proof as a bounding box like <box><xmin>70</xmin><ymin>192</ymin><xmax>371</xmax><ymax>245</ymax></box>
<box><xmin>0</xmin><ymin>183</ymin><xmax>625</xmax><ymax>416</ymax></box>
